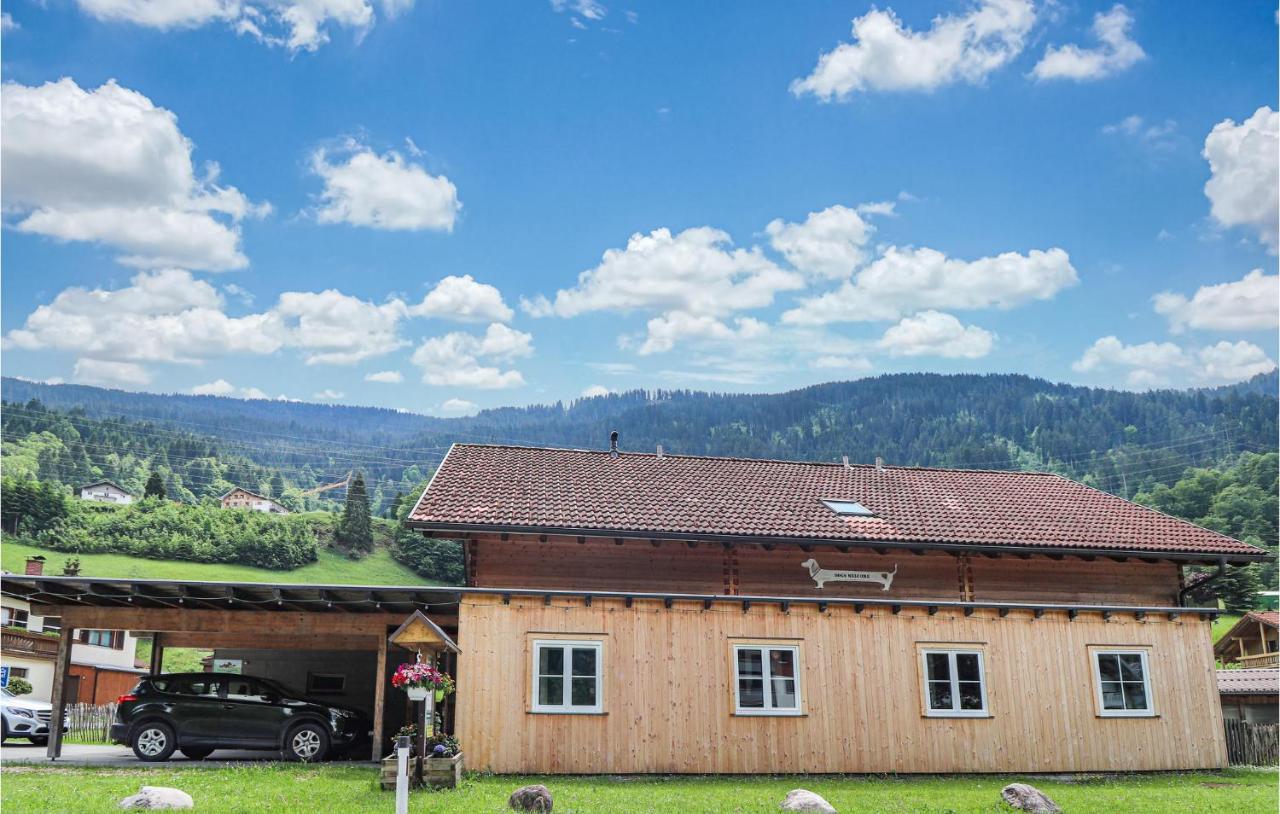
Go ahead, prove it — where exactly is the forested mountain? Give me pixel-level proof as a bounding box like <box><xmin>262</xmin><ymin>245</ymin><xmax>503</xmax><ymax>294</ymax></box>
<box><xmin>5</xmin><ymin>372</ymin><xmax>1275</xmax><ymax>511</ymax></box>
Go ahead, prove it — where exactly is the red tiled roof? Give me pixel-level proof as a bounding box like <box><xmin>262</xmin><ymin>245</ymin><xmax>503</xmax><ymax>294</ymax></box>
<box><xmin>1246</xmin><ymin>611</ymin><xmax>1280</xmax><ymax>628</ymax></box>
<box><xmin>408</xmin><ymin>444</ymin><xmax>1267</xmax><ymax>560</ymax></box>
<box><xmin>1217</xmin><ymin>668</ymin><xmax>1279</xmax><ymax>695</ymax></box>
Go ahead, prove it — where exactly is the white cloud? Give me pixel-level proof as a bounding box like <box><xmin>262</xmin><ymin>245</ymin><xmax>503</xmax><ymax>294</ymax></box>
<box><xmin>410</xmin><ymin>274</ymin><xmax>513</xmax><ymax>322</ymax></box>
<box><xmin>311</xmin><ymin>141</ymin><xmax>460</xmax><ymax>232</ymax></box>
<box><xmin>634</xmin><ymin>313</ymin><xmax>769</xmax><ymax>355</ymax></box>
<box><xmin>877</xmin><ymin>310</ymin><xmax>995</xmax><ymax>358</ymax></box>
<box><xmin>790</xmin><ymin>0</ymin><xmax>1035</xmax><ymax>101</ymax></box>
<box><xmin>550</xmin><ymin>0</ymin><xmax>604</xmax><ymax>20</ymax></box>
<box><xmin>3</xmin><ymin>270</ymin><xmax>284</xmax><ymax>364</ymax></box>
<box><xmin>74</xmin><ymin>0</ymin><xmax>395</xmax><ymax>52</ymax></box>
<box><xmin>1153</xmin><ymin>270</ymin><xmax>1279</xmax><ymax>333</ymax></box>
<box><xmin>411</xmin><ymin>323</ymin><xmax>532</xmax><ymax>389</ymax></box>
<box><xmin>586</xmin><ymin>361</ymin><xmax>637</xmax><ymax>375</ymax></box>
<box><xmin>1072</xmin><ymin>335</ymin><xmax>1276</xmax><ymax>388</ymax></box>
<box><xmin>765</xmin><ymin>204</ymin><xmax>876</xmax><ymax>279</ymax></box>
<box><xmin>1032</xmin><ymin>4</ymin><xmax>1144</xmax><ymax>81</ymax></box>
<box><xmin>272</xmin><ymin>290</ymin><xmax>409</xmax><ymax>365</ymax></box>
<box><xmin>2</xmin><ymin>78</ymin><xmax>265</xmax><ymax>271</ymax></box>
<box><xmin>1101</xmin><ymin>115</ymin><xmax>1177</xmax><ymax>151</ymax></box>
<box><xmin>783</xmin><ymin>246</ymin><xmax>1077</xmax><ymax>324</ymax></box>
<box><xmin>312</xmin><ymin>389</ymin><xmax>346</xmax><ymax>400</ymax></box>
<box><xmin>191</xmin><ymin>378</ymin><xmax>269</xmax><ymax>398</ymax></box>
<box><xmin>364</xmin><ymin>370</ymin><xmax>404</xmax><ymax>383</ymax></box>
<box><xmin>1202</xmin><ymin>106</ymin><xmax>1279</xmax><ymax>252</ymax></box>
<box><xmin>580</xmin><ymin>384</ymin><xmax>611</xmax><ymax>398</ymax></box>
<box><xmin>74</xmin><ymin>358</ymin><xmax>152</xmax><ymax>387</ymax></box>
<box><xmin>435</xmin><ymin>397</ymin><xmax>480</xmax><ymax>417</ymax></box>
<box><xmin>2</xmin><ymin>12</ymin><xmax>18</xmax><ymax>30</ymax></box>
<box><xmin>811</xmin><ymin>355</ymin><xmax>873</xmax><ymax>372</ymax></box>
<box><xmin>525</xmin><ymin>226</ymin><xmax>803</xmax><ymax>319</ymax></box>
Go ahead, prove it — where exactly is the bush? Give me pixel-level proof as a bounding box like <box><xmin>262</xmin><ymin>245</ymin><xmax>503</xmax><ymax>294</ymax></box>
<box><xmin>7</xmin><ymin>677</ymin><xmax>33</xmax><ymax>696</ymax></box>
<box><xmin>34</xmin><ymin>498</ymin><xmax>318</xmax><ymax>570</ymax></box>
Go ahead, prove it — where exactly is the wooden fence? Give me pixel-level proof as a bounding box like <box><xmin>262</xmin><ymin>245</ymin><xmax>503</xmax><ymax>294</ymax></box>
<box><xmin>63</xmin><ymin>702</ymin><xmax>117</xmax><ymax>743</ymax></box>
<box><xmin>1225</xmin><ymin>718</ymin><xmax>1279</xmax><ymax>766</ymax></box>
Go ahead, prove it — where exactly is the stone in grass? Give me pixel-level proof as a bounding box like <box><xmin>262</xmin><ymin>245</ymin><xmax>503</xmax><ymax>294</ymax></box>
<box><xmin>118</xmin><ymin>786</ymin><xmax>194</xmax><ymax>810</ymax></box>
<box><xmin>1000</xmin><ymin>783</ymin><xmax>1062</xmax><ymax>814</ymax></box>
<box><xmin>508</xmin><ymin>784</ymin><xmax>554</xmax><ymax>812</ymax></box>
<box><xmin>781</xmin><ymin>788</ymin><xmax>836</xmax><ymax>813</ymax></box>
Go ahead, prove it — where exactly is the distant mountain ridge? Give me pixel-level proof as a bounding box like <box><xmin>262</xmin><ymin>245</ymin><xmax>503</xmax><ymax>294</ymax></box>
<box><xmin>3</xmin><ymin>371</ymin><xmax>1276</xmax><ymax>507</ymax></box>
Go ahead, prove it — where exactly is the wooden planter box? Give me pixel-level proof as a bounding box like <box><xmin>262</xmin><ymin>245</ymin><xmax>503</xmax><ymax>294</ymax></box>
<box><xmin>379</xmin><ymin>755</ymin><xmax>421</xmax><ymax>791</ymax></box>
<box><xmin>423</xmin><ymin>752</ymin><xmax>463</xmax><ymax>789</ymax></box>
<box><xmin>379</xmin><ymin>753</ymin><xmax>463</xmax><ymax>791</ymax></box>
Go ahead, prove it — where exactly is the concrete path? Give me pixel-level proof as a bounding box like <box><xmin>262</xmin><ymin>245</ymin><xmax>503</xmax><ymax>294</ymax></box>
<box><xmin>1</xmin><ymin>742</ymin><xmax>283</xmax><ymax>766</ymax></box>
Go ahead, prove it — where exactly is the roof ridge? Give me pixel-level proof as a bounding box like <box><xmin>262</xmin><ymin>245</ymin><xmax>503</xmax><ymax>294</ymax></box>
<box><xmin>451</xmin><ymin>442</ymin><xmax>1060</xmax><ymax>476</ymax></box>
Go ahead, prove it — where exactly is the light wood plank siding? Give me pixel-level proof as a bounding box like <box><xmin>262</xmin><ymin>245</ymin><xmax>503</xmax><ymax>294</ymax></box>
<box><xmin>457</xmin><ymin>593</ymin><xmax>1226</xmax><ymax>774</ymax></box>
<box><xmin>469</xmin><ymin>536</ymin><xmax>1180</xmax><ymax>606</ymax></box>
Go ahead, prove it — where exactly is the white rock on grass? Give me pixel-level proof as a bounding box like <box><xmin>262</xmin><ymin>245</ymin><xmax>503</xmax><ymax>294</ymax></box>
<box><xmin>781</xmin><ymin>788</ymin><xmax>836</xmax><ymax>813</ymax></box>
<box><xmin>1000</xmin><ymin>783</ymin><xmax>1062</xmax><ymax>814</ymax></box>
<box><xmin>118</xmin><ymin>786</ymin><xmax>194</xmax><ymax>810</ymax></box>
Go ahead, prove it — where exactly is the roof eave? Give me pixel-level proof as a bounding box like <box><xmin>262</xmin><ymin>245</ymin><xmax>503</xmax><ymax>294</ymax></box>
<box><xmin>403</xmin><ymin>519</ymin><xmax>1270</xmax><ymax>565</ymax></box>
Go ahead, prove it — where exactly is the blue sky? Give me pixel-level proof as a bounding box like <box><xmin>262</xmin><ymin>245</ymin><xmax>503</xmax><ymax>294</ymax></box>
<box><xmin>2</xmin><ymin>0</ymin><xmax>1276</xmax><ymax>414</ymax></box>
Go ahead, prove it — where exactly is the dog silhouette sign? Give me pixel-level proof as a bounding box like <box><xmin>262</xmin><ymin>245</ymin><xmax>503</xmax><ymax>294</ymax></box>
<box><xmin>800</xmin><ymin>558</ymin><xmax>897</xmax><ymax>591</ymax></box>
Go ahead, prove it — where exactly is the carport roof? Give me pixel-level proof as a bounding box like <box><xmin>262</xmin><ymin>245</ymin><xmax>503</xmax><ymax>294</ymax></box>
<box><xmin>0</xmin><ymin>575</ymin><xmax>463</xmax><ymax>615</ymax></box>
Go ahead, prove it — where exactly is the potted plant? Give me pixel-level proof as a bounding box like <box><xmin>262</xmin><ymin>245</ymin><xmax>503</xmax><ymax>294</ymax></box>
<box><xmin>379</xmin><ymin>725</ymin><xmax>421</xmax><ymax>791</ymax></box>
<box><xmin>422</xmin><ymin>734</ymin><xmax>463</xmax><ymax>789</ymax></box>
<box><xmin>391</xmin><ymin>662</ymin><xmax>451</xmax><ymax>701</ymax></box>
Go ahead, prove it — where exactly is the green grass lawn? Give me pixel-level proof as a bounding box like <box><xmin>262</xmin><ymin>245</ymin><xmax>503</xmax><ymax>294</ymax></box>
<box><xmin>1213</xmin><ymin>613</ymin><xmax>1243</xmax><ymax>643</ymax></box>
<box><xmin>1</xmin><ymin>766</ymin><xmax>1275</xmax><ymax>813</ymax></box>
<box><xmin>1</xmin><ymin>537</ymin><xmax>434</xmax><ymax>586</ymax></box>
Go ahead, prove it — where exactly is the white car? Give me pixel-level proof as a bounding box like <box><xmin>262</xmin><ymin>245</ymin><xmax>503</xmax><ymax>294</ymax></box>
<box><xmin>1</xmin><ymin>687</ymin><xmax>67</xmax><ymax>746</ymax></box>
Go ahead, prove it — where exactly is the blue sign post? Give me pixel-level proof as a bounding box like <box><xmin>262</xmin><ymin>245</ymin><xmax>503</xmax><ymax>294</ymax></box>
<box><xmin>1</xmin><ymin>665</ymin><xmax>10</xmax><ymax>688</ymax></box>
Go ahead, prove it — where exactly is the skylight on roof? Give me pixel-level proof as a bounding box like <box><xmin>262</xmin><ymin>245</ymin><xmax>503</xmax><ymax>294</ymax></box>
<box><xmin>821</xmin><ymin>499</ymin><xmax>875</xmax><ymax>517</ymax></box>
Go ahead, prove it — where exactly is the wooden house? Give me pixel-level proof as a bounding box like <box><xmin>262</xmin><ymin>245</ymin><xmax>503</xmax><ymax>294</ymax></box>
<box><xmin>401</xmin><ymin>442</ymin><xmax>1268</xmax><ymax>774</ymax></box>
<box><xmin>1214</xmin><ymin>611</ymin><xmax>1279</xmax><ymax>668</ymax></box>
<box><xmin>219</xmin><ymin>487</ymin><xmax>289</xmax><ymax>514</ymax></box>
<box><xmin>5</xmin><ymin>440</ymin><xmax>1270</xmax><ymax>773</ymax></box>
<box><xmin>1216</xmin><ymin>668</ymin><xmax>1279</xmax><ymax>724</ymax></box>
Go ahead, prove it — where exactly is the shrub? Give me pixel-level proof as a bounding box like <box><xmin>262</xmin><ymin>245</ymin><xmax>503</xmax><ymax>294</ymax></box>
<box><xmin>7</xmin><ymin>677</ymin><xmax>33</xmax><ymax>696</ymax></box>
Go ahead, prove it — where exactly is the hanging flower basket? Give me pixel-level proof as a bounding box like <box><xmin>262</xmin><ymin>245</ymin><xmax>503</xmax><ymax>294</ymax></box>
<box><xmin>391</xmin><ymin>662</ymin><xmax>455</xmax><ymax>701</ymax></box>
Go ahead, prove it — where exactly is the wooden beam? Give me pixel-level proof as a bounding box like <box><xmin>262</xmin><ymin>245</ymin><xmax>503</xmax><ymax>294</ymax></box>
<box><xmin>149</xmin><ymin>633</ymin><xmax>164</xmax><ymax>674</ymax></box>
<box><xmin>57</xmin><ymin>607</ymin><xmax>428</xmax><ymax>635</ymax></box>
<box><xmin>155</xmin><ymin>632</ymin><xmax>380</xmax><ymax>649</ymax></box>
<box><xmin>372</xmin><ymin>628</ymin><xmax>388</xmax><ymax>761</ymax></box>
<box><xmin>47</xmin><ymin>625</ymin><xmax>74</xmax><ymax>759</ymax></box>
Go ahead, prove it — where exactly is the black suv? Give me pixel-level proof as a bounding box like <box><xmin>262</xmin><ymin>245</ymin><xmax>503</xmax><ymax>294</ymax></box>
<box><xmin>110</xmin><ymin>672</ymin><xmax>371</xmax><ymax>762</ymax></box>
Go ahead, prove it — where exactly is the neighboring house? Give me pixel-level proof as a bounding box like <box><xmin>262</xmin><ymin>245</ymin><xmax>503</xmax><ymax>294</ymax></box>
<box><xmin>219</xmin><ymin>487</ymin><xmax>289</xmax><ymax>514</ymax></box>
<box><xmin>77</xmin><ymin>480</ymin><xmax>133</xmax><ymax>505</ymax></box>
<box><xmin>1</xmin><ymin>560</ymin><xmax>146</xmax><ymax>704</ymax></box>
<box><xmin>8</xmin><ymin>441</ymin><xmax>1271</xmax><ymax>772</ymax></box>
<box><xmin>1214</xmin><ymin>611</ymin><xmax>1279</xmax><ymax>668</ymax></box>
<box><xmin>1217</xmin><ymin>668</ymin><xmax>1279</xmax><ymax>725</ymax></box>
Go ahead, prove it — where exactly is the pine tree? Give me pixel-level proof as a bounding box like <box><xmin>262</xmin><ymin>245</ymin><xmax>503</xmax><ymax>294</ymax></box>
<box><xmin>336</xmin><ymin>472</ymin><xmax>373</xmax><ymax>554</ymax></box>
<box><xmin>144</xmin><ymin>471</ymin><xmax>166</xmax><ymax>500</ymax></box>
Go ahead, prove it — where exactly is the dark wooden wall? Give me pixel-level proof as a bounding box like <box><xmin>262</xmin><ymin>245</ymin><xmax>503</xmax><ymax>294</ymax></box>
<box><xmin>467</xmin><ymin>534</ymin><xmax>1181</xmax><ymax>606</ymax></box>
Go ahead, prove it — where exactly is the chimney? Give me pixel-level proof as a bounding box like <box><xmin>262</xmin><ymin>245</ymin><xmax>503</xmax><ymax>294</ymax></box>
<box><xmin>24</xmin><ymin>556</ymin><xmax>46</xmax><ymax>576</ymax></box>
<box><xmin>656</xmin><ymin>444</ymin><xmax>664</xmax><ymax>458</ymax></box>
<box><xmin>875</xmin><ymin>457</ymin><xmax>885</xmax><ymax>472</ymax></box>
<box><xmin>609</xmin><ymin>430</ymin><xmax>620</xmax><ymax>458</ymax></box>
<box><xmin>842</xmin><ymin>455</ymin><xmax>850</xmax><ymax>469</ymax></box>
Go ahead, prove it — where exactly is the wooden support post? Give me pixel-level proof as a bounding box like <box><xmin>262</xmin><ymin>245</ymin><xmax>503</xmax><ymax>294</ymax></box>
<box><xmin>372</xmin><ymin>630</ymin><xmax>388</xmax><ymax>761</ymax></box>
<box><xmin>149</xmin><ymin>633</ymin><xmax>164</xmax><ymax>674</ymax></box>
<box><xmin>47</xmin><ymin>625</ymin><xmax>74</xmax><ymax>760</ymax></box>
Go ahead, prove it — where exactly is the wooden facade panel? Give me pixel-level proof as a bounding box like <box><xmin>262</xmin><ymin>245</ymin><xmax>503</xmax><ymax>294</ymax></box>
<box><xmin>457</xmin><ymin>593</ymin><xmax>1226</xmax><ymax>774</ymax></box>
<box><xmin>471</xmin><ymin>536</ymin><xmax>1181</xmax><ymax>606</ymax></box>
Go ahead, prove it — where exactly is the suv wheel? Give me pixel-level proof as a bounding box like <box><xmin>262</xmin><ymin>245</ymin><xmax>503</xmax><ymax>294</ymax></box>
<box><xmin>29</xmin><ymin>736</ymin><xmax>49</xmax><ymax>746</ymax></box>
<box><xmin>131</xmin><ymin>722</ymin><xmax>176</xmax><ymax>762</ymax></box>
<box><xmin>284</xmin><ymin>722</ymin><xmax>328</xmax><ymax>762</ymax></box>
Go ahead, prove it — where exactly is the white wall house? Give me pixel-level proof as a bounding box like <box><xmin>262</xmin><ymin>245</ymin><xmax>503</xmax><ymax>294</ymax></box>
<box><xmin>219</xmin><ymin>487</ymin><xmax>289</xmax><ymax>514</ymax></box>
<box><xmin>78</xmin><ymin>480</ymin><xmax>134</xmax><ymax>505</ymax></box>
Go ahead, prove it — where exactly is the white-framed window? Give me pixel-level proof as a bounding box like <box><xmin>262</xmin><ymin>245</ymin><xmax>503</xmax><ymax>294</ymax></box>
<box><xmin>531</xmin><ymin>640</ymin><xmax>602</xmax><ymax>714</ymax></box>
<box><xmin>920</xmin><ymin>649</ymin><xmax>988</xmax><ymax>717</ymax></box>
<box><xmin>1092</xmin><ymin>649</ymin><xmax>1154</xmax><ymax>717</ymax></box>
<box><xmin>732</xmin><ymin>644</ymin><xmax>802</xmax><ymax>716</ymax></box>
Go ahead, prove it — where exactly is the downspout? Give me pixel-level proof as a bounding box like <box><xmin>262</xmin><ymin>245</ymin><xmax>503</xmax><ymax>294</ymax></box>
<box><xmin>1179</xmin><ymin>557</ymin><xmax>1227</xmax><ymax>608</ymax></box>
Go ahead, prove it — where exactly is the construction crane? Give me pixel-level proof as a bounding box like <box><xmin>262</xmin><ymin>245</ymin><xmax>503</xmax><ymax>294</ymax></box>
<box><xmin>301</xmin><ymin>471</ymin><xmax>351</xmax><ymax>497</ymax></box>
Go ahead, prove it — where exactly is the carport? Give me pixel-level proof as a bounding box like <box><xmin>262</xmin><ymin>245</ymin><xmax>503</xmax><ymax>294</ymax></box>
<box><xmin>0</xmin><ymin>575</ymin><xmax>462</xmax><ymax>762</ymax></box>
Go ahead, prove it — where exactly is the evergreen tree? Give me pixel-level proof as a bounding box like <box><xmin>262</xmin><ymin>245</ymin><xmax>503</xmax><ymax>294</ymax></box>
<box><xmin>336</xmin><ymin>472</ymin><xmax>373</xmax><ymax>554</ymax></box>
<box><xmin>144</xmin><ymin>471</ymin><xmax>166</xmax><ymax>500</ymax></box>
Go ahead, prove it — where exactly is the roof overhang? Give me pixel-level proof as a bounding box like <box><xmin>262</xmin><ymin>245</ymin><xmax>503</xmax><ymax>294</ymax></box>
<box><xmin>406</xmin><ymin>520</ymin><xmax>1271</xmax><ymax>566</ymax></box>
